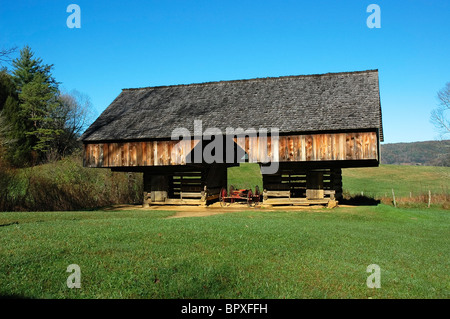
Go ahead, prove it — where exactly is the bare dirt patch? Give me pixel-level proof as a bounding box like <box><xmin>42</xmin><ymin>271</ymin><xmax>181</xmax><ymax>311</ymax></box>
<box><xmin>102</xmin><ymin>202</ymin><xmax>346</xmax><ymax>218</ymax></box>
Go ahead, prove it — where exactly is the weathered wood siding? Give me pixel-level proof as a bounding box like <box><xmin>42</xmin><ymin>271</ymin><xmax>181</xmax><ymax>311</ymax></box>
<box><xmin>83</xmin><ymin>131</ymin><xmax>378</xmax><ymax>168</ymax></box>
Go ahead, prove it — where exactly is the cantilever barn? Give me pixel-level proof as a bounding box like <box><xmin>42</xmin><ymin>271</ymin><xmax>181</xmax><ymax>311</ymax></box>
<box><xmin>80</xmin><ymin>70</ymin><xmax>383</xmax><ymax>206</ymax></box>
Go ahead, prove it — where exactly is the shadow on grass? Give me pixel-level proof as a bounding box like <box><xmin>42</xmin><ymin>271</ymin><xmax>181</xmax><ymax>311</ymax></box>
<box><xmin>0</xmin><ymin>221</ymin><xmax>19</xmax><ymax>227</ymax></box>
<box><xmin>340</xmin><ymin>195</ymin><xmax>380</xmax><ymax>206</ymax></box>
<box><xmin>0</xmin><ymin>294</ymin><xmax>32</xmax><ymax>299</ymax></box>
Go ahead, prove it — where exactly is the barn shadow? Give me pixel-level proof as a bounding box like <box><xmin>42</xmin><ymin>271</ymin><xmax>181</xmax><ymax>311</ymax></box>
<box><xmin>340</xmin><ymin>195</ymin><xmax>380</xmax><ymax>206</ymax></box>
<box><xmin>0</xmin><ymin>294</ymin><xmax>32</xmax><ymax>299</ymax></box>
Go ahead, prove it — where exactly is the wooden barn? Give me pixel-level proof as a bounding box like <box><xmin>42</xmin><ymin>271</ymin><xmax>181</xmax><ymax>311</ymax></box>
<box><xmin>80</xmin><ymin>69</ymin><xmax>383</xmax><ymax>206</ymax></box>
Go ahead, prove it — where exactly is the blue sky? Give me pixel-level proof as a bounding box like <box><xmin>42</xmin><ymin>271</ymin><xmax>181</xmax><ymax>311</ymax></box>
<box><xmin>1</xmin><ymin>0</ymin><xmax>449</xmax><ymax>143</ymax></box>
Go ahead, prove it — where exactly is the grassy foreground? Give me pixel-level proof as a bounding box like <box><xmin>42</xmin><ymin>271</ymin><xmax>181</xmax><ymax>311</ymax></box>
<box><xmin>0</xmin><ymin>205</ymin><xmax>448</xmax><ymax>299</ymax></box>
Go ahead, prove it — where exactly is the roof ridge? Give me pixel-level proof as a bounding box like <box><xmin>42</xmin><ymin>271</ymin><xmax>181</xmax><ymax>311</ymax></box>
<box><xmin>122</xmin><ymin>69</ymin><xmax>379</xmax><ymax>91</ymax></box>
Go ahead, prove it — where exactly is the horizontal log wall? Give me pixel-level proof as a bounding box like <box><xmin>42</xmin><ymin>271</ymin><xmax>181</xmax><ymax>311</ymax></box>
<box><xmin>262</xmin><ymin>168</ymin><xmax>343</xmax><ymax>200</ymax></box>
<box><xmin>83</xmin><ymin>131</ymin><xmax>378</xmax><ymax>168</ymax></box>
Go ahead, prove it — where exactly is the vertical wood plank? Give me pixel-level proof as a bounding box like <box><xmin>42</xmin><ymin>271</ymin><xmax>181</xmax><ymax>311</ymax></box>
<box><xmin>148</xmin><ymin>141</ymin><xmax>153</xmax><ymax>165</ymax></box>
<box><xmin>138</xmin><ymin>142</ymin><xmax>144</xmax><ymax>166</ymax></box>
<box><xmin>258</xmin><ymin>135</ymin><xmax>269</xmax><ymax>163</ymax></box>
<box><xmin>181</xmin><ymin>139</ymin><xmax>189</xmax><ymax>165</ymax></box>
<box><xmin>278</xmin><ymin>136</ymin><xmax>286</xmax><ymax>161</ymax></box>
<box><xmin>125</xmin><ymin>143</ymin><xmax>130</xmax><ymax>166</ymax></box>
<box><xmin>287</xmin><ymin>136</ymin><xmax>294</xmax><ymax>161</ymax></box>
<box><xmin>312</xmin><ymin>135</ymin><xmax>318</xmax><ymax>161</ymax></box>
<box><xmin>301</xmin><ymin>135</ymin><xmax>306</xmax><ymax>161</ymax></box>
<box><xmin>294</xmin><ymin>135</ymin><xmax>300</xmax><ymax>161</ymax></box>
<box><xmin>347</xmin><ymin>133</ymin><xmax>354</xmax><ymax>160</ymax></box>
<box><xmin>115</xmin><ymin>143</ymin><xmax>123</xmax><ymax>166</ymax></box>
<box><xmin>98</xmin><ymin>144</ymin><xmax>104</xmax><ymax>167</ymax></box>
<box><xmin>93</xmin><ymin>144</ymin><xmax>99</xmax><ymax>167</ymax></box>
<box><xmin>250</xmin><ymin>136</ymin><xmax>258</xmax><ymax>163</ymax></box>
<box><xmin>339</xmin><ymin>134</ymin><xmax>345</xmax><ymax>160</ymax></box>
<box><xmin>305</xmin><ymin>135</ymin><xmax>313</xmax><ymax>161</ymax></box>
<box><xmin>130</xmin><ymin>142</ymin><xmax>137</xmax><ymax>166</ymax></box>
<box><xmin>373</xmin><ymin>132</ymin><xmax>378</xmax><ymax>159</ymax></box>
<box><xmin>266</xmin><ymin>136</ymin><xmax>272</xmax><ymax>161</ymax></box>
<box><xmin>102</xmin><ymin>144</ymin><xmax>109</xmax><ymax>167</ymax></box>
<box><xmin>85</xmin><ymin>144</ymin><xmax>90</xmax><ymax>167</ymax></box>
<box><xmin>327</xmin><ymin>134</ymin><xmax>333</xmax><ymax>161</ymax></box>
<box><xmin>272</xmin><ymin>135</ymin><xmax>279</xmax><ymax>162</ymax></box>
<box><xmin>165</xmin><ymin>141</ymin><xmax>172</xmax><ymax>165</ymax></box>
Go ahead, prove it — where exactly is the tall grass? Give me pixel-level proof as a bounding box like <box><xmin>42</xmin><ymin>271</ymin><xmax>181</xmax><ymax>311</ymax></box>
<box><xmin>379</xmin><ymin>193</ymin><xmax>450</xmax><ymax>209</ymax></box>
<box><xmin>0</xmin><ymin>152</ymin><xmax>143</xmax><ymax>211</ymax></box>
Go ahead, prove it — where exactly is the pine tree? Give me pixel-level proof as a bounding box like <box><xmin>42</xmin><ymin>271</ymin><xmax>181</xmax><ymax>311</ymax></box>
<box><xmin>0</xmin><ymin>70</ymin><xmax>23</xmax><ymax>164</ymax></box>
<box><xmin>2</xmin><ymin>46</ymin><xmax>61</xmax><ymax>165</ymax></box>
<box><xmin>0</xmin><ymin>70</ymin><xmax>17</xmax><ymax>112</ymax></box>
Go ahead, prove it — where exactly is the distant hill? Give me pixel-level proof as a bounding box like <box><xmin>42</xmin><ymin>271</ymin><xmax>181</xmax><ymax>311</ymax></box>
<box><xmin>381</xmin><ymin>140</ymin><xmax>450</xmax><ymax>166</ymax></box>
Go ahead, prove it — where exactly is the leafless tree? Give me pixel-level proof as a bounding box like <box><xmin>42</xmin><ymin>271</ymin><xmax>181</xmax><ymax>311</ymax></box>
<box><xmin>431</xmin><ymin>82</ymin><xmax>450</xmax><ymax>137</ymax></box>
<box><xmin>60</xmin><ymin>90</ymin><xmax>95</xmax><ymax>137</ymax></box>
<box><xmin>0</xmin><ymin>46</ymin><xmax>18</xmax><ymax>66</ymax></box>
<box><xmin>52</xmin><ymin>90</ymin><xmax>96</xmax><ymax>157</ymax></box>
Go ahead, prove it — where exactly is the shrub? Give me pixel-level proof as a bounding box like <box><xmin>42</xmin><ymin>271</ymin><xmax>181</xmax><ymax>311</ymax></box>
<box><xmin>0</xmin><ymin>152</ymin><xmax>143</xmax><ymax>211</ymax></box>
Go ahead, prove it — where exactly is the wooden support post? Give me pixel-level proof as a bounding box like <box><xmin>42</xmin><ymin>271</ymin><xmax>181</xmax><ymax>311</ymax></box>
<box><xmin>200</xmin><ymin>185</ymin><xmax>207</xmax><ymax>206</ymax></box>
<box><xmin>330</xmin><ymin>168</ymin><xmax>342</xmax><ymax>200</ymax></box>
<box><xmin>306</xmin><ymin>170</ymin><xmax>324</xmax><ymax>200</ymax></box>
<box><xmin>428</xmin><ymin>190</ymin><xmax>431</xmax><ymax>208</ymax></box>
<box><xmin>151</xmin><ymin>175</ymin><xmax>169</xmax><ymax>202</ymax></box>
<box><xmin>143</xmin><ymin>172</ymin><xmax>169</xmax><ymax>205</ymax></box>
<box><xmin>143</xmin><ymin>172</ymin><xmax>151</xmax><ymax>207</ymax></box>
<box><xmin>143</xmin><ymin>192</ymin><xmax>150</xmax><ymax>208</ymax></box>
<box><xmin>203</xmin><ymin>164</ymin><xmax>228</xmax><ymax>205</ymax></box>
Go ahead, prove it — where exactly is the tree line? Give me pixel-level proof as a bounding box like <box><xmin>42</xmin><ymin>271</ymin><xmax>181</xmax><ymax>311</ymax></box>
<box><xmin>0</xmin><ymin>46</ymin><xmax>92</xmax><ymax>167</ymax></box>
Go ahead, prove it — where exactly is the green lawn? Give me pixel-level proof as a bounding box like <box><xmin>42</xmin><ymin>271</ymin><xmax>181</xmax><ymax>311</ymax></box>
<box><xmin>1</xmin><ymin>205</ymin><xmax>448</xmax><ymax>299</ymax></box>
<box><xmin>228</xmin><ymin>163</ymin><xmax>263</xmax><ymax>191</ymax></box>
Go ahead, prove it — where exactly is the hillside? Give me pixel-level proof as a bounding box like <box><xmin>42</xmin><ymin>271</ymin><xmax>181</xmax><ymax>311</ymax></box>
<box><xmin>342</xmin><ymin>165</ymin><xmax>449</xmax><ymax>198</ymax></box>
<box><xmin>381</xmin><ymin>140</ymin><xmax>450</xmax><ymax>166</ymax></box>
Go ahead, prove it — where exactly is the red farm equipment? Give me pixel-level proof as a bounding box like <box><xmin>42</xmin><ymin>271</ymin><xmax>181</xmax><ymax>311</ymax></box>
<box><xmin>219</xmin><ymin>185</ymin><xmax>261</xmax><ymax>207</ymax></box>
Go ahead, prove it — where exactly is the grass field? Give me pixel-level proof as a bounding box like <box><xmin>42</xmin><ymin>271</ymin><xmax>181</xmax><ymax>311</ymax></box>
<box><xmin>0</xmin><ymin>205</ymin><xmax>448</xmax><ymax>299</ymax></box>
<box><xmin>343</xmin><ymin>165</ymin><xmax>450</xmax><ymax>198</ymax></box>
<box><xmin>1</xmin><ymin>163</ymin><xmax>448</xmax><ymax>299</ymax></box>
<box><xmin>228</xmin><ymin>163</ymin><xmax>263</xmax><ymax>191</ymax></box>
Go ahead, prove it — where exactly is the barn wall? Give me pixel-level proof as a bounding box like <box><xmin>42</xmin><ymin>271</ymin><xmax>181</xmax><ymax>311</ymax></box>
<box><xmin>83</xmin><ymin>131</ymin><xmax>378</xmax><ymax>168</ymax></box>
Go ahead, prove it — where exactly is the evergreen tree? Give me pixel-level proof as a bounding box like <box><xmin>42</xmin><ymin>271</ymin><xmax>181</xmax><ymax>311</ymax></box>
<box><xmin>0</xmin><ymin>70</ymin><xmax>17</xmax><ymax>112</ymax></box>
<box><xmin>0</xmin><ymin>70</ymin><xmax>22</xmax><ymax>163</ymax></box>
<box><xmin>2</xmin><ymin>46</ymin><xmax>61</xmax><ymax>165</ymax></box>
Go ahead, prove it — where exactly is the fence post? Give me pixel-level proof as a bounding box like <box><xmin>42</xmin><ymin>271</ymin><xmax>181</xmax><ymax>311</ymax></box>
<box><xmin>392</xmin><ymin>188</ymin><xmax>397</xmax><ymax>208</ymax></box>
<box><xmin>428</xmin><ymin>190</ymin><xmax>431</xmax><ymax>208</ymax></box>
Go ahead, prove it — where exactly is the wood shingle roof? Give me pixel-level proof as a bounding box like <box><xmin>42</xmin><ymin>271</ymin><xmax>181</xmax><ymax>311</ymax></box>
<box><xmin>81</xmin><ymin>69</ymin><xmax>383</xmax><ymax>142</ymax></box>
